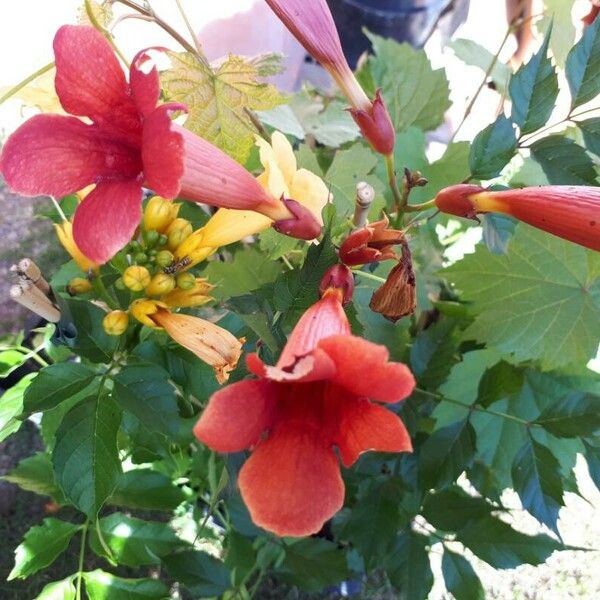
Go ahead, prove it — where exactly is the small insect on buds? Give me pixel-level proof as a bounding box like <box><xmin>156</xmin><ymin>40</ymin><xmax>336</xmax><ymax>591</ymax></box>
<box><xmin>102</xmin><ymin>310</ymin><xmax>129</xmax><ymax>336</ymax></box>
<box><xmin>67</xmin><ymin>277</ymin><xmax>92</xmax><ymax>295</ymax></box>
<box><xmin>123</xmin><ymin>265</ymin><xmax>151</xmax><ymax>291</ymax></box>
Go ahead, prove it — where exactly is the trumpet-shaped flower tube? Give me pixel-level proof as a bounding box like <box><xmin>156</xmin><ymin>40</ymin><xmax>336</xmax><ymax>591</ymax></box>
<box><xmin>264</xmin><ymin>0</ymin><xmax>395</xmax><ymax>155</ymax></box>
<box><xmin>194</xmin><ymin>277</ymin><xmax>415</xmax><ymax>537</ymax></box>
<box><xmin>435</xmin><ymin>184</ymin><xmax>600</xmax><ymax>252</ymax></box>
<box><xmin>0</xmin><ymin>26</ymin><xmax>323</xmax><ymax>265</ymax></box>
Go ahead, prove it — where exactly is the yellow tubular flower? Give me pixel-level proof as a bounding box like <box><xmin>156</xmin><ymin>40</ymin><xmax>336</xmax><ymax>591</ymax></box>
<box><xmin>161</xmin><ymin>278</ymin><xmax>214</xmax><ymax>308</ymax></box>
<box><xmin>55</xmin><ymin>221</ymin><xmax>99</xmax><ymax>273</ymax></box>
<box><xmin>130</xmin><ymin>298</ymin><xmax>167</xmax><ymax>328</ymax></box>
<box><xmin>143</xmin><ymin>196</ymin><xmax>180</xmax><ymax>233</ymax></box>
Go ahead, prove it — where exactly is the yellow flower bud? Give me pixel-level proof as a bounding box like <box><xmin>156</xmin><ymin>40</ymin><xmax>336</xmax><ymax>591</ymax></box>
<box><xmin>102</xmin><ymin>310</ymin><xmax>129</xmax><ymax>336</ymax></box>
<box><xmin>129</xmin><ymin>299</ymin><xmax>168</xmax><ymax>328</ymax></box>
<box><xmin>175</xmin><ymin>272</ymin><xmax>197</xmax><ymax>290</ymax></box>
<box><xmin>155</xmin><ymin>250</ymin><xmax>175</xmax><ymax>268</ymax></box>
<box><xmin>145</xmin><ymin>273</ymin><xmax>176</xmax><ymax>297</ymax></box>
<box><xmin>143</xmin><ymin>196</ymin><xmax>180</xmax><ymax>233</ymax></box>
<box><xmin>162</xmin><ymin>278</ymin><xmax>214</xmax><ymax>308</ymax></box>
<box><xmin>123</xmin><ymin>265</ymin><xmax>151</xmax><ymax>292</ymax></box>
<box><xmin>166</xmin><ymin>218</ymin><xmax>193</xmax><ymax>250</ymax></box>
<box><xmin>67</xmin><ymin>277</ymin><xmax>92</xmax><ymax>295</ymax></box>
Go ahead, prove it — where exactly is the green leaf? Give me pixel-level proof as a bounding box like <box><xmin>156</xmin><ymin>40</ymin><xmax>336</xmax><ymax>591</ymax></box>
<box><xmin>23</xmin><ymin>362</ymin><xmax>97</xmax><ymax>414</ymax></box>
<box><xmin>512</xmin><ymin>437</ymin><xmax>564</xmax><ymax>533</ymax></box>
<box><xmin>530</xmin><ymin>136</ymin><xmax>597</xmax><ymax>185</ymax></box>
<box><xmin>583</xmin><ymin>440</ymin><xmax>600</xmax><ymax>488</ymax></box>
<box><xmin>2</xmin><ymin>452</ymin><xmax>66</xmax><ymax>504</ymax></box>
<box><xmin>8</xmin><ymin>518</ymin><xmax>79</xmax><ymax>580</ymax></box>
<box><xmin>161</xmin><ymin>52</ymin><xmax>285</xmax><ymax>163</ymax></box>
<box><xmin>89</xmin><ymin>513</ymin><xmax>188</xmax><ymax>566</ymax></box>
<box><xmin>566</xmin><ymin>16</ymin><xmax>600</xmax><ymax>109</ymax></box>
<box><xmin>259</xmin><ymin>227</ymin><xmax>301</xmax><ymax>260</ymax></box>
<box><xmin>35</xmin><ymin>577</ymin><xmax>76</xmax><ymax>600</ymax></box>
<box><xmin>456</xmin><ymin>515</ymin><xmax>562</xmax><ymax>569</ymax></box>
<box><xmin>83</xmin><ymin>570</ymin><xmax>169</xmax><ymax>600</ymax></box>
<box><xmin>534</xmin><ymin>393</ymin><xmax>600</xmax><ymax>437</ymax></box>
<box><xmin>225</xmin><ymin>531</ymin><xmax>257</xmax><ymax>586</ymax></box>
<box><xmin>0</xmin><ymin>374</ymin><xmax>35</xmax><ymax>442</ymax></box>
<box><xmin>442</xmin><ymin>225</ymin><xmax>600</xmax><ymax>369</ymax></box>
<box><xmin>113</xmin><ymin>364</ymin><xmax>179</xmax><ymax>437</ymax></box>
<box><xmin>578</xmin><ymin>117</ymin><xmax>600</xmax><ymax>156</ymax></box>
<box><xmin>422</xmin><ymin>487</ymin><xmax>494</xmax><ymax>531</ymax></box>
<box><xmin>477</xmin><ymin>360</ymin><xmax>524</xmax><ymax>407</ymax></box>
<box><xmin>110</xmin><ymin>469</ymin><xmax>187</xmax><ymax>511</ymax></box>
<box><xmin>386</xmin><ymin>532</ymin><xmax>433</xmax><ymax>600</ymax></box>
<box><xmin>163</xmin><ymin>550</ymin><xmax>231</xmax><ymax>597</ymax></box>
<box><xmin>418</xmin><ymin>419</ymin><xmax>476</xmax><ymax>490</ymax></box>
<box><xmin>203</xmin><ymin>246</ymin><xmax>282</xmax><ymax>300</ymax></box>
<box><xmin>0</xmin><ymin>349</ymin><xmax>28</xmax><ymax>378</ymax></box>
<box><xmin>442</xmin><ymin>550</ymin><xmax>485</xmax><ymax>600</ymax></box>
<box><xmin>277</xmin><ymin>539</ymin><xmax>350</xmax><ymax>592</ymax></box>
<box><xmin>367</xmin><ymin>31</ymin><xmax>450</xmax><ymax>132</ymax></box>
<box><xmin>481</xmin><ymin>214</ymin><xmax>516</xmax><ymax>255</ymax></box>
<box><xmin>449</xmin><ymin>38</ymin><xmax>511</xmax><ymax>95</ymax></box>
<box><xmin>540</xmin><ymin>1</ymin><xmax>576</xmax><ymax>67</ymax></box>
<box><xmin>53</xmin><ymin>395</ymin><xmax>122</xmax><ymax>517</ymax></box>
<box><xmin>469</xmin><ymin>115</ymin><xmax>517</xmax><ymax>180</ymax></box>
<box><xmin>509</xmin><ymin>25</ymin><xmax>558</xmax><ymax>134</ymax></box>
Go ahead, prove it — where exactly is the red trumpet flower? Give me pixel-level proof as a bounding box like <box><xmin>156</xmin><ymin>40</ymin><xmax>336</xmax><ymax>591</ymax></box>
<box><xmin>435</xmin><ymin>184</ymin><xmax>600</xmax><ymax>252</ymax></box>
<box><xmin>339</xmin><ymin>216</ymin><xmax>404</xmax><ymax>266</ymax></box>
<box><xmin>0</xmin><ymin>26</ymin><xmax>319</xmax><ymax>264</ymax></box>
<box><xmin>264</xmin><ymin>0</ymin><xmax>395</xmax><ymax>155</ymax></box>
<box><xmin>194</xmin><ymin>269</ymin><xmax>415</xmax><ymax>537</ymax></box>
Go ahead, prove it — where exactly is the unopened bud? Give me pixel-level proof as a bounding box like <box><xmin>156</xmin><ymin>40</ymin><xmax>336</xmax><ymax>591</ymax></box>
<box><xmin>67</xmin><ymin>277</ymin><xmax>92</xmax><ymax>295</ymax></box>
<box><xmin>143</xmin><ymin>196</ymin><xmax>180</xmax><ymax>233</ymax></box>
<box><xmin>123</xmin><ymin>265</ymin><xmax>151</xmax><ymax>292</ymax></box>
<box><xmin>176</xmin><ymin>272</ymin><xmax>197</xmax><ymax>290</ymax></box>
<box><xmin>143</xmin><ymin>230</ymin><xmax>160</xmax><ymax>247</ymax></box>
<box><xmin>349</xmin><ymin>89</ymin><xmax>395</xmax><ymax>156</ymax></box>
<box><xmin>102</xmin><ymin>310</ymin><xmax>129</xmax><ymax>336</ymax></box>
<box><xmin>319</xmin><ymin>264</ymin><xmax>354</xmax><ymax>305</ymax></box>
<box><xmin>134</xmin><ymin>252</ymin><xmax>148</xmax><ymax>264</ymax></box>
<box><xmin>156</xmin><ymin>250</ymin><xmax>175</xmax><ymax>268</ymax></box>
<box><xmin>130</xmin><ymin>298</ymin><xmax>166</xmax><ymax>328</ymax></box>
<box><xmin>145</xmin><ymin>273</ymin><xmax>176</xmax><ymax>296</ymax></box>
<box><xmin>166</xmin><ymin>218</ymin><xmax>193</xmax><ymax>250</ymax></box>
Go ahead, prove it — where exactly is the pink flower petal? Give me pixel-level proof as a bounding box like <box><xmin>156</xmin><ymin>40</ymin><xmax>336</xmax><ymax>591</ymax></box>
<box><xmin>194</xmin><ymin>379</ymin><xmax>278</xmax><ymax>453</ymax></box>
<box><xmin>0</xmin><ymin>114</ymin><xmax>142</xmax><ymax>198</ymax></box>
<box><xmin>54</xmin><ymin>25</ymin><xmax>140</xmax><ymax>142</ymax></box>
<box><xmin>130</xmin><ymin>48</ymin><xmax>162</xmax><ymax>117</ymax></box>
<box><xmin>72</xmin><ymin>180</ymin><xmax>142</xmax><ymax>264</ymax></box>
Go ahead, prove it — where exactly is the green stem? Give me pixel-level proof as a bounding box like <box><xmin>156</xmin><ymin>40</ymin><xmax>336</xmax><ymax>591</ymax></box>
<box><xmin>75</xmin><ymin>521</ymin><xmax>89</xmax><ymax>600</ymax></box>
<box><xmin>351</xmin><ymin>269</ymin><xmax>386</xmax><ymax>284</ymax></box>
<box><xmin>85</xmin><ymin>0</ymin><xmax>129</xmax><ymax>65</ymax></box>
<box><xmin>92</xmin><ymin>274</ymin><xmax>118</xmax><ymax>309</ymax></box>
<box><xmin>174</xmin><ymin>0</ymin><xmax>204</xmax><ymax>57</ymax></box>
<box><xmin>404</xmin><ymin>198</ymin><xmax>437</xmax><ymax>213</ymax></box>
<box><xmin>385</xmin><ymin>154</ymin><xmax>404</xmax><ymax>212</ymax></box>
<box><xmin>0</xmin><ymin>62</ymin><xmax>54</xmax><ymax>106</ymax></box>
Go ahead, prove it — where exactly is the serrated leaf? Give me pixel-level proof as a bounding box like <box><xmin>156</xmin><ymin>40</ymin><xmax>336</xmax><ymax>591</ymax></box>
<box><xmin>2</xmin><ymin>452</ymin><xmax>66</xmax><ymax>504</ymax></box>
<box><xmin>161</xmin><ymin>51</ymin><xmax>285</xmax><ymax>163</ymax></box>
<box><xmin>442</xmin><ymin>550</ymin><xmax>485</xmax><ymax>600</ymax></box>
<box><xmin>456</xmin><ymin>514</ymin><xmax>562</xmax><ymax>569</ymax></box>
<box><xmin>530</xmin><ymin>135</ymin><xmax>597</xmax><ymax>185</ymax></box>
<box><xmin>23</xmin><ymin>362</ymin><xmax>97</xmax><ymax>414</ymax></box>
<box><xmin>442</xmin><ymin>225</ymin><xmax>600</xmax><ymax>369</ymax></box>
<box><xmin>534</xmin><ymin>392</ymin><xmax>600</xmax><ymax>437</ymax></box>
<box><xmin>510</xmin><ymin>26</ymin><xmax>558</xmax><ymax>134</ymax></box>
<box><xmin>35</xmin><ymin>577</ymin><xmax>76</xmax><ymax>600</ymax></box>
<box><xmin>512</xmin><ymin>437</ymin><xmax>564</xmax><ymax>533</ymax></box>
<box><xmin>0</xmin><ymin>374</ymin><xmax>35</xmax><ymax>442</ymax></box>
<box><xmin>422</xmin><ymin>487</ymin><xmax>494</xmax><ymax>531</ymax></box>
<box><xmin>469</xmin><ymin>115</ymin><xmax>517</xmax><ymax>179</ymax></box>
<box><xmin>53</xmin><ymin>395</ymin><xmax>122</xmax><ymax>517</ymax></box>
<box><xmin>566</xmin><ymin>16</ymin><xmax>600</xmax><ymax>109</ymax></box>
<box><xmin>418</xmin><ymin>419</ymin><xmax>477</xmax><ymax>490</ymax></box>
<box><xmin>110</xmin><ymin>469</ymin><xmax>187</xmax><ymax>511</ymax></box>
<box><xmin>578</xmin><ymin>117</ymin><xmax>600</xmax><ymax>156</ymax></box>
<box><xmin>203</xmin><ymin>246</ymin><xmax>282</xmax><ymax>300</ymax></box>
<box><xmin>386</xmin><ymin>532</ymin><xmax>433</xmax><ymax>600</ymax></box>
<box><xmin>113</xmin><ymin>364</ymin><xmax>179</xmax><ymax>437</ymax></box>
<box><xmin>276</xmin><ymin>539</ymin><xmax>350</xmax><ymax>592</ymax></box>
<box><xmin>259</xmin><ymin>227</ymin><xmax>301</xmax><ymax>260</ymax></box>
<box><xmin>367</xmin><ymin>31</ymin><xmax>450</xmax><ymax>132</ymax></box>
<box><xmin>8</xmin><ymin>518</ymin><xmax>80</xmax><ymax>580</ymax></box>
<box><xmin>163</xmin><ymin>550</ymin><xmax>231</xmax><ymax>597</ymax></box>
<box><xmin>78</xmin><ymin>0</ymin><xmax>112</xmax><ymax>27</ymax></box>
<box><xmin>89</xmin><ymin>513</ymin><xmax>188</xmax><ymax>566</ymax></box>
<box><xmin>83</xmin><ymin>570</ymin><xmax>169</xmax><ymax>600</ymax></box>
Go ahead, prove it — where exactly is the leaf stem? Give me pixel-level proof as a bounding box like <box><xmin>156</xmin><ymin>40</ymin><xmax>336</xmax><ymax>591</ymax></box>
<box><xmin>75</xmin><ymin>521</ymin><xmax>89</xmax><ymax>600</ymax></box>
<box><xmin>92</xmin><ymin>274</ymin><xmax>118</xmax><ymax>310</ymax></box>
<box><xmin>404</xmin><ymin>198</ymin><xmax>437</xmax><ymax>213</ymax></box>
<box><xmin>85</xmin><ymin>0</ymin><xmax>129</xmax><ymax>65</ymax></box>
<box><xmin>385</xmin><ymin>154</ymin><xmax>404</xmax><ymax>213</ymax></box>
<box><xmin>351</xmin><ymin>269</ymin><xmax>386</xmax><ymax>284</ymax></box>
<box><xmin>0</xmin><ymin>62</ymin><xmax>54</xmax><ymax>106</ymax></box>
<box><xmin>174</xmin><ymin>0</ymin><xmax>204</xmax><ymax>57</ymax></box>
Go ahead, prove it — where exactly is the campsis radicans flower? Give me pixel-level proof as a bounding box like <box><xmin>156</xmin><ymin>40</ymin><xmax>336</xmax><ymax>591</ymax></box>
<box><xmin>264</xmin><ymin>0</ymin><xmax>395</xmax><ymax>156</ymax></box>
<box><xmin>435</xmin><ymin>184</ymin><xmax>600</xmax><ymax>252</ymax></box>
<box><xmin>194</xmin><ymin>265</ymin><xmax>415</xmax><ymax>537</ymax></box>
<box><xmin>0</xmin><ymin>26</ymin><xmax>322</xmax><ymax>265</ymax></box>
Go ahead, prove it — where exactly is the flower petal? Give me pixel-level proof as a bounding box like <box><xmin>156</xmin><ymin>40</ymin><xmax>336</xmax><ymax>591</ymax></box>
<box><xmin>290</xmin><ymin>168</ymin><xmax>328</xmax><ymax>226</ymax></box>
<box><xmin>256</xmin><ymin>135</ymin><xmax>289</xmax><ymax>199</ymax></box>
<box><xmin>142</xmin><ymin>104</ymin><xmax>186</xmax><ymax>198</ymax></box>
<box><xmin>54</xmin><ymin>26</ymin><xmax>139</xmax><ymax>137</ymax></box>
<box><xmin>319</xmin><ymin>335</ymin><xmax>415</xmax><ymax>403</ymax></box>
<box><xmin>200</xmin><ymin>208</ymin><xmax>272</xmax><ymax>248</ymax></box>
<box><xmin>0</xmin><ymin>114</ymin><xmax>142</xmax><ymax>198</ymax></box>
<box><xmin>239</xmin><ymin>423</ymin><xmax>344</xmax><ymax>536</ymax></box>
<box><xmin>72</xmin><ymin>180</ymin><xmax>142</xmax><ymax>264</ymax></box>
<box><xmin>334</xmin><ymin>395</ymin><xmax>412</xmax><ymax>467</ymax></box>
<box><xmin>263</xmin><ymin>348</ymin><xmax>336</xmax><ymax>383</ymax></box>
<box><xmin>194</xmin><ymin>379</ymin><xmax>278</xmax><ymax>453</ymax></box>
<box><xmin>270</xmin><ymin>131</ymin><xmax>297</xmax><ymax>185</ymax></box>
<box><xmin>130</xmin><ymin>49</ymin><xmax>161</xmax><ymax>117</ymax></box>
